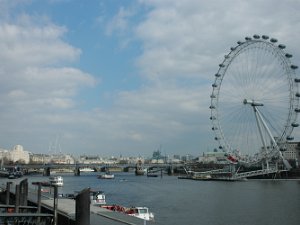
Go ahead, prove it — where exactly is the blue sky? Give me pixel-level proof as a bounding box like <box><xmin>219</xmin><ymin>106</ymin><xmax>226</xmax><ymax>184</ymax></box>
<box><xmin>0</xmin><ymin>0</ymin><xmax>300</xmax><ymax>157</ymax></box>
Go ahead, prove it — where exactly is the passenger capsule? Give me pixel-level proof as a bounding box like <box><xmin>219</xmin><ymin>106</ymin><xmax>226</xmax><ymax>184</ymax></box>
<box><xmin>285</xmin><ymin>53</ymin><xmax>293</xmax><ymax>58</ymax></box>
<box><xmin>209</xmin><ymin>105</ymin><xmax>215</xmax><ymax>109</ymax></box>
<box><xmin>210</xmin><ymin>94</ymin><xmax>216</xmax><ymax>98</ymax></box>
<box><xmin>291</xmin><ymin>65</ymin><xmax>298</xmax><ymax>69</ymax></box>
<box><xmin>212</xmin><ymin>83</ymin><xmax>217</xmax><ymax>88</ymax></box>
<box><xmin>215</xmin><ymin>73</ymin><xmax>221</xmax><ymax>78</ymax></box>
<box><xmin>294</xmin><ymin>78</ymin><xmax>300</xmax><ymax>83</ymax></box>
<box><xmin>219</xmin><ymin>64</ymin><xmax>225</xmax><ymax>68</ymax></box>
<box><xmin>237</xmin><ymin>41</ymin><xmax>243</xmax><ymax>45</ymax></box>
<box><xmin>230</xmin><ymin>47</ymin><xmax>236</xmax><ymax>51</ymax></box>
<box><xmin>270</xmin><ymin>38</ymin><xmax>278</xmax><ymax>43</ymax></box>
<box><xmin>295</xmin><ymin>108</ymin><xmax>300</xmax><ymax>113</ymax></box>
<box><xmin>210</xmin><ymin>116</ymin><xmax>216</xmax><ymax>120</ymax></box>
<box><xmin>292</xmin><ymin>123</ymin><xmax>299</xmax><ymax>127</ymax></box>
<box><xmin>296</xmin><ymin>93</ymin><xmax>300</xmax><ymax>97</ymax></box>
<box><xmin>286</xmin><ymin>136</ymin><xmax>294</xmax><ymax>141</ymax></box>
<box><xmin>214</xmin><ymin>137</ymin><xmax>219</xmax><ymax>140</ymax></box>
<box><xmin>219</xmin><ymin>146</ymin><xmax>223</xmax><ymax>149</ymax></box>
<box><xmin>212</xmin><ymin>127</ymin><xmax>218</xmax><ymax>130</ymax></box>
<box><xmin>245</xmin><ymin>36</ymin><xmax>252</xmax><ymax>41</ymax></box>
<box><xmin>253</xmin><ymin>34</ymin><xmax>260</xmax><ymax>39</ymax></box>
<box><xmin>262</xmin><ymin>35</ymin><xmax>269</xmax><ymax>40</ymax></box>
<box><xmin>224</xmin><ymin>55</ymin><xmax>230</xmax><ymax>59</ymax></box>
<box><xmin>278</xmin><ymin>44</ymin><xmax>286</xmax><ymax>49</ymax></box>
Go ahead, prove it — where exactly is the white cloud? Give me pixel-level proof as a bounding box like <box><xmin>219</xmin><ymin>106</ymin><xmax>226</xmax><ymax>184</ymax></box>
<box><xmin>0</xmin><ymin>22</ymin><xmax>80</xmax><ymax>68</ymax></box>
<box><xmin>0</xmin><ymin>11</ymin><xmax>98</xmax><ymax>151</ymax></box>
<box><xmin>135</xmin><ymin>0</ymin><xmax>300</xmax><ymax>81</ymax></box>
<box><xmin>105</xmin><ymin>7</ymin><xmax>133</xmax><ymax>35</ymax></box>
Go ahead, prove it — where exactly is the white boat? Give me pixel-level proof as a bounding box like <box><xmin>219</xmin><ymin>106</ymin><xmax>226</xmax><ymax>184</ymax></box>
<box><xmin>90</xmin><ymin>190</ymin><xmax>106</xmax><ymax>205</ymax></box>
<box><xmin>49</xmin><ymin>176</ymin><xmax>64</xmax><ymax>186</ymax></box>
<box><xmin>98</xmin><ymin>172</ymin><xmax>114</xmax><ymax>179</ymax></box>
<box><xmin>101</xmin><ymin>205</ymin><xmax>154</xmax><ymax>221</ymax></box>
<box><xmin>127</xmin><ymin>207</ymin><xmax>154</xmax><ymax>221</ymax></box>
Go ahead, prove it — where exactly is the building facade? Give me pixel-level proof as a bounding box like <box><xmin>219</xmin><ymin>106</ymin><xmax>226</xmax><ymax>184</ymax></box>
<box><xmin>8</xmin><ymin>145</ymin><xmax>30</xmax><ymax>164</ymax></box>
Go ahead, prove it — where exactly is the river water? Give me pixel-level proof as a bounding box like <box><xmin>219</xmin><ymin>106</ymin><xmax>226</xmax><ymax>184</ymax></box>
<box><xmin>6</xmin><ymin>172</ymin><xmax>300</xmax><ymax>225</ymax></box>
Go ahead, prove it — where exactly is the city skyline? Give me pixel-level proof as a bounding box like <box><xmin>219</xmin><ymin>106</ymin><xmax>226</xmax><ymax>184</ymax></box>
<box><xmin>0</xmin><ymin>0</ymin><xmax>300</xmax><ymax>156</ymax></box>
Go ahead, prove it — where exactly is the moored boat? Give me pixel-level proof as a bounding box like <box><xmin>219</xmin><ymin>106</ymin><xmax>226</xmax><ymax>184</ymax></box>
<box><xmin>101</xmin><ymin>205</ymin><xmax>154</xmax><ymax>221</ymax></box>
<box><xmin>90</xmin><ymin>190</ymin><xmax>106</xmax><ymax>205</ymax></box>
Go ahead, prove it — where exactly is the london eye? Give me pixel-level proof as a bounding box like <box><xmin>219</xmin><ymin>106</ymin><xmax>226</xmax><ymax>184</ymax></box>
<box><xmin>210</xmin><ymin>34</ymin><xmax>300</xmax><ymax>168</ymax></box>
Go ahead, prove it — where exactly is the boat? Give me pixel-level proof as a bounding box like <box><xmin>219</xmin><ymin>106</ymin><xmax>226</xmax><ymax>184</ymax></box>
<box><xmin>90</xmin><ymin>190</ymin><xmax>106</xmax><ymax>206</ymax></box>
<box><xmin>98</xmin><ymin>172</ymin><xmax>114</xmax><ymax>179</ymax></box>
<box><xmin>147</xmin><ymin>172</ymin><xmax>158</xmax><ymax>177</ymax></box>
<box><xmin>49</xmin><ymin>176</ymin><xmax>64</xmax><ymax>186</ymax></box>
<box><xmin>8</xmin><ymin>173</ymin><xmax>16</xmax><ymax>179</ymax></box>
<box><xmin>192</xmin><ymin>173</ymin><xmax>212</xmax><ymax>180</ymax></box>
<box><xmin>101</xmin><ymin>205</ymin><xmax>154</xmax><ymax>221</ymax></box>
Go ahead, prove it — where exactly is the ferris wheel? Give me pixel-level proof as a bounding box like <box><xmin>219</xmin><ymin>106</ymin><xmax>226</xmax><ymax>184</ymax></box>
<box><xmin>210</xmin><ymin>34</ymin><xmax>300</xmax><ymax>166</ymax></box>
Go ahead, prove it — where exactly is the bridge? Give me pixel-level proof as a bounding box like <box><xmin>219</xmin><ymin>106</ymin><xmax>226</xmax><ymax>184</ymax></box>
<box><xmin>1</xmin><ymin>162</ymin><xmax>184</xmax><ymax>176</ymax></box>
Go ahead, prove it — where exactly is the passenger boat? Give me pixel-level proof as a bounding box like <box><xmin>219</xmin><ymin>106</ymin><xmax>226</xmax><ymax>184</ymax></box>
<box><xmin>101</xmin><ymin>205</ymin><xmax>154</xmax><ymax>221</ymax></box>
<box><xmin>90</xmin><ymin>190</ymin><xmax>106</xmax><ymax>205</ymax></box>
<box><xmin>49</xmin><ymin>176</ymin><xmax>64</xmax><ymax>186</ymax></box>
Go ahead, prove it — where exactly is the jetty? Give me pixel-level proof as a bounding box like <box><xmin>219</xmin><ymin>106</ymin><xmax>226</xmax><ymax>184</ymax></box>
<box><xmin>0</xmin><ymin>178</ymin><xmax>154</xmax><ymax>225</ymax></box>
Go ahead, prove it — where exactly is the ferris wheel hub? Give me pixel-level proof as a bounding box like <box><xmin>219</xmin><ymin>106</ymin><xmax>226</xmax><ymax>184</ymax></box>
<box><xmin>243</xmin><ymin>99</ymin><xmax>264</xmax><ymax>106</ymax></box>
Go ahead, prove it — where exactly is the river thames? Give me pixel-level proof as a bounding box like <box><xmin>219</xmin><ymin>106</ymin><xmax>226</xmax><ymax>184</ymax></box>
<box><xmin>6</xmin><ymin>172</ymin><xmax>300</xmax><ymax>225</ymax></box>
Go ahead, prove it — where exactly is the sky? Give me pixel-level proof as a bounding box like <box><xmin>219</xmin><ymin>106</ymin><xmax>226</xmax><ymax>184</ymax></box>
<box><xmin>0</xmin><ymin>0</ymin><xmax>300</xmax><ymax>157</ymax></box>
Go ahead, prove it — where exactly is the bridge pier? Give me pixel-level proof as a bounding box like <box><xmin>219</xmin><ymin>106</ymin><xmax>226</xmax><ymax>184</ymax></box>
<box><xmin>43</xmin><ymin>167</ymin><xmax>51</xmax><ymax>176</ymax></box>
<box><xmin>167</xmin><ymin>165</ymin><xmax>174</xmax><ymax>175</ymax></box>
<box><xmin>74</xmin><ymin>167</ymin><xmax>80</xmax><ymax>176</ymax></box>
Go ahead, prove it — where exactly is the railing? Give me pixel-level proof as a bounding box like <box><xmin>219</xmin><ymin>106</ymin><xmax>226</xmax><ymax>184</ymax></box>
<box><xmin>0</xmin><ymin>211</ymin><xmax>53</xmax><ymax>225</ymax></box>
<box><xmin>233</xmin><ymin>168</ymin><xmax>279</xmax><ymax>179</ymax></box>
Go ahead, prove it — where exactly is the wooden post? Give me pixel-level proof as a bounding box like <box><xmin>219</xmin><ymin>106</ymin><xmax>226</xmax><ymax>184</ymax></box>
<box><xmin>76</xmin><ymin>188</ymin><xmax>90</xmax><ymax>225</ymax></box>
<box><xmin>53</xmin><ymin>185</ymin><xmax>58</xmax><ymax>225</ymax></box>
<box><xmin>37</xmin><ymin>183</ymin><xmax>42</xmax><ymax>224</ymax></box>
<box><xmin>19</xmin><ymin>179</ymin><xmax>28</xmax><ymax>208</ymax></box>
<box><xmin>6</xmin><ymin>182</ymin><xmax>12</xmax><ymax>206</ymax></box>
<box><xmin>15</xmin><ymin>184</ymin><xmax>20</xmax><ymax>213</ymax></box>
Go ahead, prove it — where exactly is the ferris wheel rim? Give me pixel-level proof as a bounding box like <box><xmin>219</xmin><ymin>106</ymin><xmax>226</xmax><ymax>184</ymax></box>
<box><xmin>210</xmin><ymin>34</ymin><xmax>300</xmax><ymax>163</ymax></box>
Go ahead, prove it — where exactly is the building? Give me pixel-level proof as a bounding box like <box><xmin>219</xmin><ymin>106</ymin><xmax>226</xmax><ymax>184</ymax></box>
<box><xmin>284</xmin><ymin>142</ymin><xmax>300</xmax><ymax>167</ymax></box>
<box><xmin>8</xmin><ymin>145</ymin><xmax>30</xmax><ymax>164</ymax></box>
<box><xmin>30</xmin><ymin>153</ymin><xmax>52</xmax><ymax>164</ymax></box>
<box><xmin>51</xmin><ymin>154</ymin><xmax>75</xmax><ymax>164</ymax></box>
<box><xmin>151</xmin><ymin>150</ymin><xmax>166</xmax><ymax>164</ymax></box>
<box><xmin>198</xmin><ymin>151</ymin><xmax>227</xmax><ymax>164</ymax></box>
